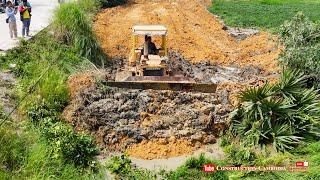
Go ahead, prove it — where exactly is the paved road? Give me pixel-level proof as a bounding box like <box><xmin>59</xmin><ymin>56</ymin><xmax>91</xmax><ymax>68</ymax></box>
<box><xmin>0</xmin><ymin>0</ymin><xmax>58</xmax><ymax>51</ymax></box>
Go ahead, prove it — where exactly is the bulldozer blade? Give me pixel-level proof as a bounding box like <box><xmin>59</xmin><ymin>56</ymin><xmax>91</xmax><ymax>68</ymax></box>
<box><xmin>105</xmin><ymin>80</ymin><xmax>217</xmax><ymax>93</ymax></box>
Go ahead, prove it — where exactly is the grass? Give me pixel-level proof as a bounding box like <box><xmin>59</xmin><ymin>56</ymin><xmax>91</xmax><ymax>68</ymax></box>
<box><xmin>53</xmin><ymin>1</ymin><xmax>106</xmax><ymax>66</ymax></box>
<box><xmin>0</xmin><ymin>108</ymin><xmax>84</xmax><ymax>179</ymax></box>
<box><xmin>232</xmin><ymin>141</ymin><xmax>320</xmax><ymax>179</ymax></box>
<box><xmin>0</xmin><ymin>121</ymin><xmax>102</xmax><ymax>179</ymax></box>
<box><xmin>0</xmin><ymin>0</ymin><xmax>105</xmax><ymax>178</ymax></box>
<box><xmin>210</xmin><ymin>0</ymin><xmax>320</xmax><ymax>31</ymax></box>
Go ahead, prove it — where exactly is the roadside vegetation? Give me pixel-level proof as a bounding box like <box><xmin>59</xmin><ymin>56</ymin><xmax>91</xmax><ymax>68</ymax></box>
<box><xmin>211</xmin><ymin>0</ymin><xmax>320</xmax><ymax>31</ymax></box>
<box><xmin>0</xmin><ymin>0</ymin><xmax>107</xmax><ymax>178</ymax></box>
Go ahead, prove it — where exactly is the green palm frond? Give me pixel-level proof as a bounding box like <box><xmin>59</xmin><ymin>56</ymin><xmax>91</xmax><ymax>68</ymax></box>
<box><xmin>274</xmin><ymin>69</ymin><xmax>307</xmax><ymax>101</ymax></box>
<box><xmin>229</xmin><ymin>69</ymin><xmax>319</xmax><ymax>152</ymax></box>
<box><xmin>239</xmin><ymin>83</ymin><xmax>273</xmax><ymax>103</ymax></box>
<box><xmin>271</xmin><ymin>124</ymin><xmax>303</xmax><ymax>152</ymax></box>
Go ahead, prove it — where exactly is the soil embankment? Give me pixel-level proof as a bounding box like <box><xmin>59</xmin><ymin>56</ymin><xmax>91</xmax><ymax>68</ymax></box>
<box><xmin>94</xmin><ymin>0</ymin><xmax>281</xmax><ymax>73</ymax></box>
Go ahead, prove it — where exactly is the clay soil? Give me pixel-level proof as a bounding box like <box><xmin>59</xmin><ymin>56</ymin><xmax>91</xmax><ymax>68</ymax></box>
<box><xmin>126</xmin><ymin>139</ymin><xmax>202</xmax><ymax>160</ymax></box>
<box><xmin>94</xmin><ymin>0</ymin><xmax>281</xmax><ymax>73</ymax></box>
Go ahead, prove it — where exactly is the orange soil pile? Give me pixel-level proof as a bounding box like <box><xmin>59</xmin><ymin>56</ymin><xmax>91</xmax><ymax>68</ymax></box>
<box><xmin>67</xmin><ymin>72</ymin><xmax>96</xmax><ymax>98</ymax></box>
<box><xmin>94</xmin><ymin>0</ymin><xmax>281</xmax><ymax>73</ymax></box>
<box><xmin>126</xmin><ymin>138</ymin><xmax>202</xmax><ymax>160</ymax></box>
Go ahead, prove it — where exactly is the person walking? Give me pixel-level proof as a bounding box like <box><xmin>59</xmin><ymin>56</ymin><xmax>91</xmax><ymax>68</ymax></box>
<box><xmin>5</xmin><ymin>1</ymin><xmax>18</xmax><ymax>39</ymax></box>
<box><xmin>19</xmin><ymin>0</ymin><xmax>31</xmax><ymax>37</ymax></box>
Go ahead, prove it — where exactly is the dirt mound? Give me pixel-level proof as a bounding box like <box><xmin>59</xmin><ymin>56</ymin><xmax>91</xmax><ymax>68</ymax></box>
<box><xmin>94</xmin><ymin>0</ymin><xmax>281</xmax><ymax>73</ymax></box>
<box><xmin>67</xmin><ymin>72</ymin><xmax>96</xmax><ymax>98</ymax></box>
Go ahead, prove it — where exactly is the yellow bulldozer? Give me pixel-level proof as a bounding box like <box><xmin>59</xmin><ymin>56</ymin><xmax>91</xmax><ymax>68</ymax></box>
<box><xmin>106</xmin><ymin>25</ymin><xmax>217</xmax><ymax>93</ymax></box>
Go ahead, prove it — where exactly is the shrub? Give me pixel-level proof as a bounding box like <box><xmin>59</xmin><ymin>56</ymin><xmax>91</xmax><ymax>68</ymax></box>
<box><xmin>43</xmin><ymin>119</ymin><xmax>99</xmax><ymax>167</ymax></box>
<box><xmin>27</xmin><ymin>102</ymin><xmax>99</xmax><ymax>167</ymax></box>
<box><xmin>279</xmin><ymin>12</ymin><xmax>320</xmax><ymax>87</ymax></box>
<box><xmin>230</xmin><ymin>70</ymin><xmax>320</xmax><ymax>151</ymax></box>
<box><xmin>224</xmin><ymin>144</ymin><xmax>256</xmax><ymax>166</ymax></box>
<box><xmin>106</xmin><ymin>155</ymin><xmax>132</xmax><ymax>175</ymax></box>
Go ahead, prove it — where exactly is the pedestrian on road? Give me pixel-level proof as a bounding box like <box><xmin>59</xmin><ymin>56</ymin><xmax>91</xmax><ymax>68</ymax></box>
<box><xmin>6</xmin><ymin>1</ymin><xmax>18</xmax><ymax>39</ymax></box>
<box><xmin>19</xmin><ymin>0</ymin><xmax>31</xmax><ymax>37</ymax></box>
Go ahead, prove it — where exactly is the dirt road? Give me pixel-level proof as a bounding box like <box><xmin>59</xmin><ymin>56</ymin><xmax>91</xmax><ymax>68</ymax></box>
<box><xmin>94</xmin><ymin>0</ymin><xmax>281</xmax><ymax>73</ymax></box>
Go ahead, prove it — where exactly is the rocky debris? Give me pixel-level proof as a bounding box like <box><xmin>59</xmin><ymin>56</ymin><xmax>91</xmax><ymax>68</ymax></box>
<box><xmin>213</xmin><ymin>15</ymin><xmax>259</xmax><ymax>40</ymax></box>
<box><xmin>227</xmin><ymin>27</ymin><xmax>260</xmax><ymax>41</ymax></box>
<box><xmin>169</xmin><ymin>51</ymin><xmax>265</xmax><ymax>84</ymax></box>
<box><xmin>66</xmin><ymin>85</ymin><xmax>232</xmax><ymax>151</ymax></box>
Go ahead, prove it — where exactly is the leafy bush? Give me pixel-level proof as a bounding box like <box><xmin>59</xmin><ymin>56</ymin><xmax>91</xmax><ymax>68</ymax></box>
<box><xmin>53</xmin><ymin>1</ymin><xmax>106</xmax><ymax>66</ymax></box>
<box><xmin>27</xmin><ymin>102</ymin><xmax>99</xmax><ymax>167</ymax></box>
<box><xmin>0</xmin><ymin>123</ymin><xmax>100</xmax><ymax>179</ymax></box>
<box><xmin>106</xmin><ymin>155</ymin><xmax>132</xmax><ymax>175</ymax></box>
<box><xmin>279</xmin><ymin>13</ymin><xmax>320</xmax><ymax>87</ymax></box>
<box><xmin>224</xmin><ymin>144</ymin><xmax>256</xmax><ymax>166</ymax></box>
<box><xmin>1</xmin><ymin>31</ymin><xmax>99</xmax><ymax>169</ymax></box>
<box><xmin>230</xmin><ymin>70</ymin><xmax>320</xmax><ymax>151</ymax></box>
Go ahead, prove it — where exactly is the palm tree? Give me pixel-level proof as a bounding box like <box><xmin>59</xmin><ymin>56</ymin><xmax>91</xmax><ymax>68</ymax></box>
<box><xmin>230</xmin><ymin>70</ymin><xmax>320</xmax><ymax>151</ymax></box>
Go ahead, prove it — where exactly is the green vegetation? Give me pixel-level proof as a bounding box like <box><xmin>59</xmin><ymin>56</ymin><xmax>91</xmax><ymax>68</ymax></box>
<box><xmin>230</xmin><ymin>70</ymin><xmax>320</xmax><ymax>151</ymax></box>
<box><xmin>0</xmin><ymin>111</ymin><xmax>102</xmax><ymax>179</ymax></box>
<box><xmin>28</xmin><ymin>101</ymin><xmax>99</xmax><ymax>167</ymax></box>
<box><xmin>279</xmin><ymin>13</ymin><xmax>320</xmax><ymax>87</ymax></box>
<box><xmin>222</xmin><ymin>141</ymin><xmax>320</xmax><ymax>179</ymax></box>
<box><xmin>0</xmin><ymin>0</ymin><xmax>105</xmax><ymax>178</ymax></box>
<box><xmin>53</xmin><ymin>1</ymin><xmax>106</xmax><ymax>66</ymax></box>
<box><xmin>106</xmin><ymin>155</ymin><xmax>132</xmax><ymax>175</ymax></box>
<box><xmin>210</xmin><ymin>0</ymin><xmax>320</xmax><ymax>31</ymax></box>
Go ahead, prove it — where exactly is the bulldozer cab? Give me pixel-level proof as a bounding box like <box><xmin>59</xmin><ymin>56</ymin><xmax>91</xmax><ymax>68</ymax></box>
<box><xmin>108</xmin><ymin>25</ymin><xmax>217</xmax><ymax>93</ymax></box>
<box><xmin>129</xmin><ymin>25</ymin><xmax>169</xmax><ymax>77</ymax></box>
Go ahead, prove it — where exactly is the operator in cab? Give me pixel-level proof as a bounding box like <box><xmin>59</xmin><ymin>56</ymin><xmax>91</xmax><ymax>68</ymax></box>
<box><xmin>142</xmin><ymin>35</ymin><xmax>158</xmax><ymax>55</ymax></box>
